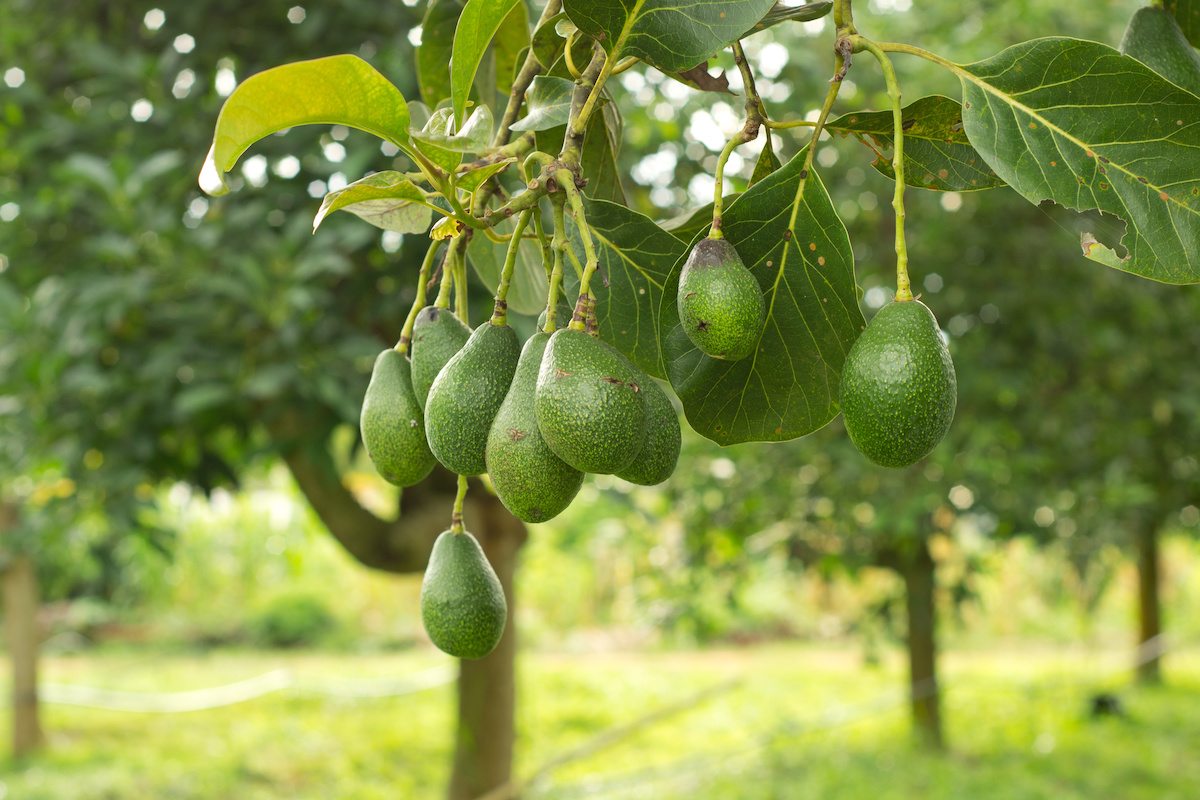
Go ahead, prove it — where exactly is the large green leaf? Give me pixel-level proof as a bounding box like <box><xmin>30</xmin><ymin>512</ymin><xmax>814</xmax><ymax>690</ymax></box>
<box><xmin>581</xmin><ymin>108</ymin><xmax>627</xmax><ymax>204</ymax></box>
<box><xmin>957</xmin><ymin>38</ymin><xmax>1200</xmax><ymax>283</ymax></box>
<box><xmin>563</xmin><ymin>0</ymin><xmax>777</xmax><ymax>74</ymax></box>
<box><xmin>828</xmin><ymin>95</ymin><xmax>1004</xmax><ymax>192</ymax></box>
<box><xmin>659</xmin><ymin>150</ymin><xmax>864</xmax><ymax>444</ymax></box>
<box><xmin>451</xmin><ymin>0</ymin><xmax>521</xmax><ymax>126</ymax></box>
<box><xmin>201</xmin><ymin>55</ymin><xmax>411</xmax><ymax>196</ymax></box>
<box><xmin>494</xmin><ymin>0</ymin><xmax>530</xmax><ymax>98</ymax></box>
<box><xmin>313</xmin><ymin>172</ymin><xmax>436</xmax><ymax>234</ymax></box>
<box><xmin>746</xmin><ymin>1</ymin><xmax>832</xmax><ymax>35</ymax></box>
<box><xmin>417</xmin><ymin>0</ymin><xmax>461</xmax><ymax>106</ymax></box>
<box><xmin>1164</xmin><ymin>0</ymin><xmax>1200</xmax><ymax>47</ymax></box>
<box><xmin>563</xmin><ymin>201</ymin><xmax>690</xmax><ymax>379</ymax></box>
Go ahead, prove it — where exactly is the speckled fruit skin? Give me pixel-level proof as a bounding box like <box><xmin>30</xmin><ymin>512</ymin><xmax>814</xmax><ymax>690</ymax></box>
<box><xmin>1120</xmin><ymin>7</ymin><xmax>1200</xmax><ymax>96</ymax></box>
<box><xmin>486</xmin><ymin>332</ymin><xmax>584</xmax><ymax>523</ymax></box>
<box><xmin>840</xmin><ymin>299</ymin><xmax>957</xmax><ymax>469</ymax></box>
<box><xmin>424</xmin><ymin>321</ymin><xmax>521</xmax><ymax>476</ymax></box>
<box><xmin>535</xmin><ymin>328</ymin><xmax>647</xmax><ymax>474</ymax></box>
<box><xmin>410</xmin><ymin>306</ymin><xmax>472</xmax><ymax>411</ymax></box>
<box><xmin>615</xmin><ymin>374</ymin><xmax>681</xmax><ymax>486</ymax></box>
<box><xmin>360</xmin><ymin>349</ymin><xmax>437</xmax><ymax>488</ymax></box>
<box><xmin>420</xmin><ymin>530</ymin><xmax>506</xmax><ymax>660</ymax></box>
<box><xmin>677</xmin><ymin>237</ymin><xmax>765</xmax><ymax>361</ymax></box>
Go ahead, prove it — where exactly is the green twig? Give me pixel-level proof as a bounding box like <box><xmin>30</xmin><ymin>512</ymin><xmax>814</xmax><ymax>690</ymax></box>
<box><xmin>396</xmin><ymin>239</ymin><xmax>442</xmax><ymax>353</ymax></box>
<box><xmin>453</xmin><ymin>241</ymin><xmax>470</xmax><ymax>322</ymax></box>
<box><xmin>492</xmin><ymin>209</ymin><xmax>533</xmax><ymax>326</ymax></box>
<box><xmin>451</xmin><ymin>474</ymin><xmax>468</xmax><ymax>535</ymax></box>
<box><xmin>433</xmin><ymin>246</ymin><xmax>456</xmax><ymax>309</ymax></box>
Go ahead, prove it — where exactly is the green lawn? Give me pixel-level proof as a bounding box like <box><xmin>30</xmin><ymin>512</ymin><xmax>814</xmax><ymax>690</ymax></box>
<box><xmin>3</xmin><ymin>643</ymin><xmax>1198</xmax><ymax>799</ymax></box>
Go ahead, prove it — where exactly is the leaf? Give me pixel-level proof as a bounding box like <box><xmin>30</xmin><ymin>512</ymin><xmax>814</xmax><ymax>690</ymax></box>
<box><xmin>313</xmin><ymin>171</ymin><xmax>435</xmax><ymax>234</ymax></box>
<box><xmin>456</xmin><ymin>158</ymin><xmax>518</xmax><ymax>193</ymax></box>
<box><xmin>451</xmin><ymin>0</ymin><xmax>521</xmax><ymax>126</ymax></box>
<box><xmin>563</xmin><ymin>0</ymin><xmax>777</xmax><ymax>75</ymax></box>
<box><xmin>581</xmin><ymin>110</ymin><xmax>626</xmax><ymax>204</ymax></box>
<box><xmin>827</xmin><ymin>95</ymin><xmax>1004</xmax><ymax>192</ymax></box>
<box><xmin>410</xmin><ymin>108</ymin><xmax>463</xmax><ymax>172</ymax></box>
<box><xmin>532</xmin><ymin>12</ymin><xmax>593</xmax><ymax>69</ymax></box>
<box><xmin>1164</xmin><ymin>0</ymin><xmax>1200</xmax><ymax>47</ymax></box>
<box><xmin>746</xmin><ymin>1</ymin><xmax>833</xmax><ymax>35</ymax></box>
<box><xmin>431</xmin><ymin>216</ymin><xmax>467</xmax><ymax>240</ymax></box>
<box><xmin>667</xmin><ymin>62</ymin><xmax>733</xmax><ymax>94</ymax></box>
<box><xmin>563</xmin><ymin>201</ymin><xmax>690</xmax><ymax>379</ymax></box>
<box><xmin>957</xmin><ymin>38</ymin><xmax>1200</xmax><ymax>283</ymax></box>
<box><xmin>494</xmin><ymin>0</ymin><xmax>530</xmax><ymax>98</ymax></box>
<box><xmin>749</xmin><ymin>132</ymin><xmax>781</xmax><ymax>187</ymax></box>
<box><xmin>467</xmin><ymin>220</ymin><xmax>548</xmax><ymax>315</ymax></box>
<box><xmin>411</xmin><ymin>104</ymin><xmax>494</xmax><ymax>153</ymax></box>
<box><xmin>510</xmin><ymin>76</ymin><xmax>576</xmax><ymax>131</ymax></box>
<box><xmin>417</xmin><ymin>0</ymin><xmax>461</xmax><ymax>106</ymax></box>
<box><xmin>202</xmin><ymin>55</ymin><xmax>410</xmax><ymax>196</ymax></box>
<box><xmin>659</xmin><ymin>149</ymin><xmax>864</xmax><ymax>444</ymax></box>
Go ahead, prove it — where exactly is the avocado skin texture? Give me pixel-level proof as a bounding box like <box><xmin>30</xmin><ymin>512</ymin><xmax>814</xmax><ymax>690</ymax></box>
<box><xmin>425</xmin><ymin>322</ymin><xmax>522</xmax><ymax>476</ymax></box>
<box><xmin>615</xmin><ymin>375</ymin><xmax>681</xmax><ymax>486</ymax></box>
<box><xmin>486</xmin><ymin>332</ymin><xmax>585</xmax><ymax>523</ymax></box>
<box><xmin>410</xmin><ymin>306</ymin><xmax>472</xmax><ymax>411</ymax></box>
<box><xmin>840</xmin><ymin>299</ymin><xmax>957</xmax><ymax>469</ymax></box>
<box><xmin>677</xmin><ymin>237</ymin><xmax>765</xmax><ymax>361</ymax></box>
<box><xmin>420</xmin><ymin>529</ymin><xmax>507</xmax><ymax>660</ymax></box>
<box><xmin>1120</xmin><ymin>7</ymin><xmax>1200</xmax><ymax>96</ymax></box>
<box><xmin>535</xmin><ymin>328</ymin><xmax>647</xmax><ymax>474</ymax></box>
<box><xmin>360</xmin><ymin>349</ymin><xmax>437</xmax><ymax>487</ymax></box>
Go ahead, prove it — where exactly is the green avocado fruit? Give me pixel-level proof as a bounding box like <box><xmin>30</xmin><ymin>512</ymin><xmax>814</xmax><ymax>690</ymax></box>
<box><xmin>535</xmin><ymin>328</ymin><xmax>647</xmax><ymax>474</ymax></box>
<box><xmin>840</xmin><ymin>298</ymin><xmax>957</xmax><ymax>469</ymax></box>
<box><xmin>410</xmin><ymin>306</ymin><xmax>472</xmax><ymax>411</ymax></box>
<box><xmin>615</xmin><ymin>374</ymin><xmax>682</xmax><ymax>486</ymax></box>
<box><xmin>420</xmin><ymin>529</ymin><xmax>507</xmax><ymax>660</ymax></box>
<box><xmin>425</xmin><ymin>321</ymin><xmax>522</xmax><ymax>476</ymax></box>
<box><xmin>485</xmin><ymin>332</ymin><xmax>585</xmax><ymax>523</ymax></box>
<box><xmin>1120</xmin><ymin>7</ymin><xmax>1200</xmax><ymax>96</ymax></box>
<box><xmin>677</xmin><ymin>237</ymin><xmax>765</xmax><ymax>361</ymax></box>
<box><xmin>360</xmin><ymin>349</ymin><xmax>437</xmax><ymax>487</ymax></box>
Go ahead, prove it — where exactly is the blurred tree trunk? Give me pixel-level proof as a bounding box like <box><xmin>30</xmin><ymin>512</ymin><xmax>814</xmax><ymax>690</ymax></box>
<box><xmin>274</xmin><ymin>413</ymin><xmax>525</xmax><ymax>799</ymax></box>
<box><xmin>449</xmin><ymin>493</ymin><xmax>525</xmax><ymax>800</ymax></box>
<box><xmin>1135</xmin><ymin>517</ymin><xmax>1162</xmax><ymax>684</ymax></box>
<box><xmin>900</xmin><ymin>538</ymin><xmax>942</xmax><ymax>749</ymax></box>
<box><xmin>1</xmin><ymin>502</ymin><xmax>43</xmax><ymax>758</ymax></box>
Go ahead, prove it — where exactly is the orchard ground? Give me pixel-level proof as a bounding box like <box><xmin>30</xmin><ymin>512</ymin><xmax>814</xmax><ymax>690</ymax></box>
<box><xmin>2</xmin><ymin>642</ymin><xmax>1198</xmax><ymax>799</ymax></box>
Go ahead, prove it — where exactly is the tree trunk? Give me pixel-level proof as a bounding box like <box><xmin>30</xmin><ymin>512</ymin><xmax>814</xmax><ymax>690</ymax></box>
<box><xmin>1135</xmin><ymin>519</ymin><xmax>1162</xmax><ymax>684</ymax></box>
<box><xmin>448</xmin><ymin>494</ymin><xmax>526</xmax><ymax>800</ymax></box>
<box><xmin>900</xmin><ymin>538</ymin><xmax>942</xmax><ymax>749</ymax></box>
<box><xmin>4</xmin><ymin>550</ymin><xmax>44</xmax><ymax>757</ymax></box>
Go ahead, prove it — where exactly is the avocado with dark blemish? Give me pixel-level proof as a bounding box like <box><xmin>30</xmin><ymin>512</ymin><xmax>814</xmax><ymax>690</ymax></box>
<box><xmin>486</xmin><ymin>332</ymin><xmax>585</xmax><ymax>522</ymax></box>
<box><xmin>410</xmin><ymin>306</ymin><xmax>472</xmax><ymax>411</ymax></box>
<box><xmin>677</xmin><ymin>237</ymin><xmax>765</xmax><ymax>361</ymax></box>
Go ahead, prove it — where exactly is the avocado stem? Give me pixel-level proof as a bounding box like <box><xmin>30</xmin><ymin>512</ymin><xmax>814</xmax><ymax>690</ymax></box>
<box><xmin>545</xmin><ymin>198</ymin><xmax>570</xmax><ymax>332</ymax></box>
<box><xmin>784</xmin><ymin>44</ymin><xmax>844</xmax><ymax>241</ymax></box>
<box><xmin>492</xmin><ymin>209</ymin><xmax>533</xmax><ymax>326</ymax></box>
<box><xmin>560</xmin><ymin>169</ymin><xmax>606</xmax><ymax>298</ymax></box>
<box><xmin>451</xmin><ymin>474</ymin><xmax>468</xmax><ymax>535</ymax></box>
<box><xmin>453</xmin><ymin>241</ymin><xmax>470</xmax><ymax>322</ymax></box>
<box><xmin>396</xmin><ymin>239</ymin><xmax>442</xmax><ymax>354</ymax></box>
<box><xmin>711</xmin><ymin>41</ymin><xmax>766</xmax><ymax>239</ymax></box>
<box><xmin>852</xmin><ymin>35</ymin><xmax>913</xmax><ymax>301</ymax></box>
<box><xmin>432</xmin><ymin>243</ymin><xmax>456</xmax><ymax>310</ymax></box>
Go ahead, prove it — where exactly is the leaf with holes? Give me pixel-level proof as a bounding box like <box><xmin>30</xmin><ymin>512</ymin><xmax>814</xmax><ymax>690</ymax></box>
<box><xmin>510</xmin><ymin>76</ymin><xmax>576</xmax><ymax>132</ymax></box>
<box><xmin>314</xmin><ymin>171</ymin><xmax>438</xmax><ymax>233</ymax></box>
<box><xmin>451</xmin><ymin>0</ymin><xmax>521</xmax><ymax>126</ymax></box>
<box><xmin>957</xmin><ymin>38</ymin><xmax>1200</xmax><ymax>283</ymax></box>
<box><xmin>563</xmin><ymin>0</ymin><xmax>777</xmax><ymax>75</ymax></box>
<box><xmin>828</xmin><ymin>95</ymin><xmax>1004</xmax><ymax>192</ymax></box>
<box><xmin>562</xmin><ymin>201</ymin><xmax>690</xmax><ymax>379</ymax></box>
<box><xmin>201</xmin><ymin>55</ymin><xmax>410</xmax><ymax>196</ymax></box>
<box><xmin>659</xmin><ymin>149</ymin><xmax>864</xmax><ymax>444</ymax></box>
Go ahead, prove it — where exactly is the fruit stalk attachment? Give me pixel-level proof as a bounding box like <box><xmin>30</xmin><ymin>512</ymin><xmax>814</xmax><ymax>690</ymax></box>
<box><xmin>492</xmin><ymin>209</ymin><xmax>533</xmax><ymax>326</ymax></box>
<box><xmin>711</xmin><ymin>41</ymin><xmax>765</xmax><ymax>238</ymax></box>
<box><xmin>451</xmin><ymin>474</ymin><xmax>468</xmax><ymax>535</ymax></box>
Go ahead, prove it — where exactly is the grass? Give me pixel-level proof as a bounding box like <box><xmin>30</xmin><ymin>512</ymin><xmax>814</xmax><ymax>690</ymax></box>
<box><xmin>2</xmin><ymin>643</ymin><xmax>1198</xmax><ymax>799</ymax></box>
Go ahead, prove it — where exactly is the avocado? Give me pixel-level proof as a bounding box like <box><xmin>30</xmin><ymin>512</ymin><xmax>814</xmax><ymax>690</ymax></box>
<box><xmin>410</xmin><ymin>306</ymin><xmax>472</xmax><ymax>411</ymax></box>
<box><xmin>420</xmin><ymin>529</ymin><xmax>507</xmax><ymax>659</ymax></box>
<box><xmin>425</xmin><ymin>321</ymin><xmax>522</xmax><ymax>476</ymax></box>
<box><xmin>485</xmin><ymin>332</ymin><xmax>585</xmax><ymax>522</ymax></box>
<box><xmin>839</xmin><ymin>298</ymin><xmax>957</xmax><ymax>469</ymax></box>
<box><xmin>1120</xmin><ymin>7</ymin><xmax>1200</xmax><ymax>96</ymax></box>
<box><xmin>535</xmin><ymin>328</ymin><xmax>647</xmax><ymax>474</ymax></box>
<box><xmin>360</xmin><ymin>349</ymin><xmax>437</xmax><ymax>487</ymax></box>
<box><xmin>615</xmin><ymin>374</ymin><xmax>681</xmax><ymax>486</ymax></box>
<box><xmin>677</xmin><ymin>237</ymin><xmax>766</xmax><ymax>361</ymax></box>
<box><xmin>427</xmin><ymin>321</ymin><xmax>520</xmax><ymax>479</ymax></box>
